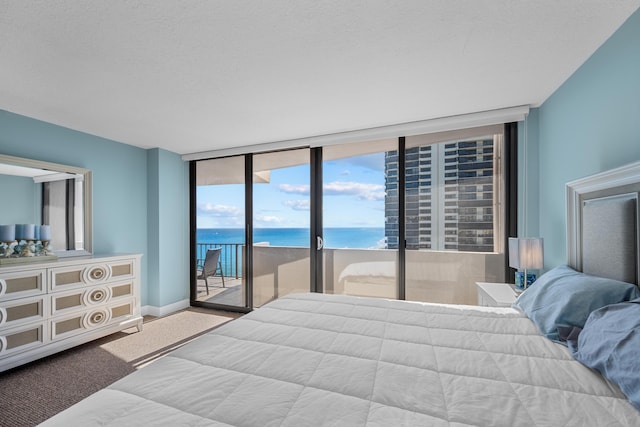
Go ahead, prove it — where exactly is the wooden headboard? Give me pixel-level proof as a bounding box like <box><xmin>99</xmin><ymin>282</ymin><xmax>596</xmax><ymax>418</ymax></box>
<box><xmin>567</xmin><ymin>161</ymin><xmax>640</xmax><ymax>285</ymax></box>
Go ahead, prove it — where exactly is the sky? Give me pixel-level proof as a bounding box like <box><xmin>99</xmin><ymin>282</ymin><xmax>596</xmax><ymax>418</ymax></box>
<box><xmin>196</xmin><ymin>152</ymin><xmax>387</xmax><ymax>229</ymax></box>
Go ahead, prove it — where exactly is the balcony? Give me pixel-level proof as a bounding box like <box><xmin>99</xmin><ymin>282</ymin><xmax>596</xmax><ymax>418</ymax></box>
<box><xmin>196</xmin><ymin>242</ymin><xmax>505</xmax><ymax>307</ymax></box>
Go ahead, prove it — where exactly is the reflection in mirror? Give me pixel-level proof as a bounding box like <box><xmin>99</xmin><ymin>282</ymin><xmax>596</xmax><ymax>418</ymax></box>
<box><xmin>0</xmin><ymin>155</ymin><xmax>92</xmax><ymax>257</ymax></box>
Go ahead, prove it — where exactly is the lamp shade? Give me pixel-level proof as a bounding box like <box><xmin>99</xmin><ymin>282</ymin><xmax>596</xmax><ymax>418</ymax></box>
<box><xmin>509</xmin><ymin>237</ymin><xmax>544</xmax><ymax>270</ymax></box>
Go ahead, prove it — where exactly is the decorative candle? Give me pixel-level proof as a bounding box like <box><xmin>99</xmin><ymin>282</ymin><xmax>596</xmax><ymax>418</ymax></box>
<box><xmin>17</xmin><ymin>224</ymin><xmax>35</xmax><ymax>240</ymax></box>
<box><xmin>34</xmin><ymin>226</ymin><xmax>40</xmax><ymax>241</ymax></box>
<box><xmin>40</xmin><ymin>225</ymin><xmax>51</xmax><ymax>241</ymax></box>
<box><xmin>15</xmin><ymin>224</ymin><xmax>23</xmax><ymax>240</ymax></box>
<box><xmin>0</xmin><ymin>224</ymin><xmax>15</xmax><ymax>242</ymax></box>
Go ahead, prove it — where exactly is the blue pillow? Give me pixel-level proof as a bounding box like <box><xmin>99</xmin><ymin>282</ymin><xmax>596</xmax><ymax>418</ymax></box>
<box><xmin>571</xmin><ymin>299</ymin><xmax>640</xmax><ymax>411</ymax></box>
<box><xmin>512</xmin><ymin>265</ymin><xmax>640</xmax><ymax>343</ymax></box>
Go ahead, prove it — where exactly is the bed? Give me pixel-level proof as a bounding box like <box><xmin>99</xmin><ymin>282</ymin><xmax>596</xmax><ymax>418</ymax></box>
<box><xmin>41</xmin><ymin>162</ymin><xmax>640</xmax><ymax>426</ymax></box>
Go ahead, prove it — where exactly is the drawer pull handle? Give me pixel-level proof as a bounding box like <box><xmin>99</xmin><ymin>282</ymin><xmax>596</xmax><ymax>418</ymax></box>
<box><xmin>83</xmin><ymin>309</ymin><xmax>110</xmax><ymax>328</ymax></box>
<box><xmin>0</xmin><ymin>279</ymin><xmax>6</xmax><ymax>297</ymax></box>
<box><xmin>83</xmin><ymin>287</ymin><xmax>111</xmax><ymax>306</ymax></box>
<box><xmin>83</xmin><ymin>265</ymin><xmax>111</xmax><ymax>284</ymax></box>
<box><xmin>0</xmin><ymin>307</ymin><xmax>6</xmax><ymax>325</ymax></box>
<box><xmin>0</xmin><ymin>336</ymin><xmax>6</xmax><ymax>353</ymax></box>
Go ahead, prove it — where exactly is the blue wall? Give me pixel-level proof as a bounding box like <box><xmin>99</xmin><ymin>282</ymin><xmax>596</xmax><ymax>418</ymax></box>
<box><xmin>518</xmin><ymin>108</ymin><xmax>540</xmax><ymax>240</ymax></box>
<box><xmin>0</xmin><ymin>110</ymin><xmax>189</xmax><ymax>308</ymax></box>
<box><xmin>531</xmin><ymin>8</ymin><xmax>640</xmax><ymax>269</ymax></box>
<box><xmin>147</xmin><ymin>148</ymin><xmax>190</xmax><ymax>307</ymax></box>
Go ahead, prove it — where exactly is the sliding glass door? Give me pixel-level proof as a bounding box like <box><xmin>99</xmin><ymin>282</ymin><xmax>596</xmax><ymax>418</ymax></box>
<box><xmin>322</xmin><ymin>140</ymin><xmax>398</xmax><ymax>299</ymax></box>
<box><xmin>252</xmin><ymin>149</ymin><xmax>311</xmax><ymax>307</ymax></box>
<box><xmin>193</xmin><ymin>156</ymin><xmax>248</xmax><ymax>309</ymax></box>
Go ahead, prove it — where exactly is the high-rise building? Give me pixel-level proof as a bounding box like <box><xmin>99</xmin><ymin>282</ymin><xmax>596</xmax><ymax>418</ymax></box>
<box><xmin>385</xmin><ymin>138</ymin><xmax>495</xmax><ymax>252</ymax></box>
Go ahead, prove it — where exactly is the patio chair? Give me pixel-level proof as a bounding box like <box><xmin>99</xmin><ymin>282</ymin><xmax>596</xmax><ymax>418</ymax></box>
<box><xmin>197</xmin><ymin>248</ymin><xmax>225</xmax><ymax>294</ymax></box>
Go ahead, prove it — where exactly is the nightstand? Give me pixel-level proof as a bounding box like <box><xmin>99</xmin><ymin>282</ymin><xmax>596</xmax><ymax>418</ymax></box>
<box><xmin>476</xmin><ymin>282</ymin><xmax>519</xmax><ymax>307</ymax></box>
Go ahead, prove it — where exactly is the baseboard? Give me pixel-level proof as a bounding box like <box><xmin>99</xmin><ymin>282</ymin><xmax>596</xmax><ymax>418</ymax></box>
<box><xmin>142</xmin><ymin>298</ymin><xmax>190</xmax><ymax>318</ymax></box>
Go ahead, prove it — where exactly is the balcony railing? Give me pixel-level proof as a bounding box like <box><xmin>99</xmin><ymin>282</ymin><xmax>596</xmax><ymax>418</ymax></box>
<box><xmin>196</xmin><ymin>242</ymin><xmax>243</xmax><ymax>279</ymax></box>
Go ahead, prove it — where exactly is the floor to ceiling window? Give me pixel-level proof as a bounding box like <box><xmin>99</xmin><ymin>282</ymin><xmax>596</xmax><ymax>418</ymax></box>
<box><xmin>191</xmin><ymin>124</ymin><xmax>512</xmax><ymax>311</ymax></box>
<box><xmin>192</xmin><ymin>156</ymin><xmax>248</xmax><ymax>310</ymax></box>
<box><xmin>402</xmin><ymin>125</ymin><xmax>506</xmax><ymax>305</ymax></box>
<box><xmin>322</xmin><ymin>139</ymin><xmax>398</xmax><ymax>299</ymax></box>
<box><xmin>252</xmin><ymin>149</ymin><xmax>311</xmax><ymax>308</ymax></box>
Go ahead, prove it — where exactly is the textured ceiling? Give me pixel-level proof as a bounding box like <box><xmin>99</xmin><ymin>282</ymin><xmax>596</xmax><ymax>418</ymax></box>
<box><xmin>1</xmin><ymin>1</ymin><xmax>639</xmax><ymax>155</ymax></box>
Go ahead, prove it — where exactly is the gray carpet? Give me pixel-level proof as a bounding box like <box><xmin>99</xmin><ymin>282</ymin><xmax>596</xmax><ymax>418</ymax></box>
<box><xmin>0</xmin><ymin>307</ymin><xmax>240</xmax><ymax>427</ymax></box>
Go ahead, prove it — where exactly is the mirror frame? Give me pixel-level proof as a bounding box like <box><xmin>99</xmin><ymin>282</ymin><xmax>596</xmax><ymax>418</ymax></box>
<box><xmin>0</xmin><ymin>154</ymin><xmax>92</xmax><ymax>257</ymax></box>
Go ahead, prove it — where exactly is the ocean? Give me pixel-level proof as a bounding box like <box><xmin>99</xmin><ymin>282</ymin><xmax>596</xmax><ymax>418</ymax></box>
<box><xmin>197</xmin><ymin>227</ymin><xmax>386</xmax><ymax>249</ymax></box>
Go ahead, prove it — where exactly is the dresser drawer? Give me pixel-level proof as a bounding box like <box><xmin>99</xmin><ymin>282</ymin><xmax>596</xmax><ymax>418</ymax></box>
<box><xmin>49</xmin><ymin>259</ymin><xmax>136</xmax><ymax>292</ymax></box>
<box><xmin>50</xmin><ymin>280</ymin><xmax>135</xmax><ymax>317</ymax></box>
<box><xmin>0</xmin><ymin>321</ymin><xmax>46</xmax><ymax>358</ymax></box>
<box><xmin>0</xmin><ymin>269</ymin><xmax>46</xmax><ymax>302</ymax></box>
<box><xmin>50</xmin><ymin>299</ymin><xmax>137</xmax><ymax>341</ymax></box>
<box><xmin>0</xmin><ymin>295</ymin><xmax>46</xmax><ymax>329</ymax></box>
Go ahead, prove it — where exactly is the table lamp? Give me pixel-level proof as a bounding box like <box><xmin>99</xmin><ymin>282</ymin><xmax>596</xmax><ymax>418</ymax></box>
<box><xmin>509</xmin><ymin>237</ymin><xmax>544</xmax><ymax>290</ymax></box>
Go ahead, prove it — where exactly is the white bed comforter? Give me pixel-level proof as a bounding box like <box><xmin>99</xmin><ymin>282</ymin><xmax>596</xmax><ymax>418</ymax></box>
<box><xmin>41</xmin><ymin>293</ymin><xmax>640</xmax><ymax>426</ymax></box>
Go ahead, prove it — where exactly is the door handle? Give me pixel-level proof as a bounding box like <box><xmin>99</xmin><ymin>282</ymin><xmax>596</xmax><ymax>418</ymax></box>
<box><xmin>316</xmin><ymin>236</ymin><xmax>324</xmax><ymax>250</ymax></box>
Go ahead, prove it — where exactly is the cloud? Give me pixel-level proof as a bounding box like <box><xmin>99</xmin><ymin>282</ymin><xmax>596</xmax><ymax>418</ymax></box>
<box><xmin>283</xmin><ymin>199</ymin><xmax>310</xmax><ymax>211</ymax></box>
<box><xmin>323</xmin><ymin>181</ymin><xmax>385</xmax><ymax>201</ymax></box>
<box><xmin>197</xmin><ymin>203</ymin><xmax>242</xmax><ymax>217</ymax></box>
<box><xmin>278</xmin><ymin>181</ymin><xmax>385</xmax><ymax>201</ymax></box>
<box><xmin>340</xmin><ymin>169</ymin><xmax>351</xmax><ymax>176</ymax></box>
<box><xmin>278</xmin><ymin>184</ymin><xmax>310</xmax><ymax>195</ymax></box>
<box><xmin>254</xmin><ymin>215</ymin><xmax>284</xmax><ymax>225</ymax></box>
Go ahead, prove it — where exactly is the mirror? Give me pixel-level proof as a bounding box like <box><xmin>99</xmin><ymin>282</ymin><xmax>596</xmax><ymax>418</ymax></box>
<box><xmin>0</xmin><ymin>154</ymin><xmax>92</xmax><ymax>257</ymax></box>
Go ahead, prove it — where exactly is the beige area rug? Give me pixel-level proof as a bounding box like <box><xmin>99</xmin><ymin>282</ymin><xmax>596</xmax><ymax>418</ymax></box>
<box><xmin>0</xmin><ymin>307</ymin><xmax>241</xmax><ymax>427</ymax></box>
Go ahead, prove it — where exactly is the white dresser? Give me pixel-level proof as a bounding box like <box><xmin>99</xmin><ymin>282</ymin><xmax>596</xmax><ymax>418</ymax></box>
<box><xmin>0</xmin><ymin>253</ymin><xmax>143</xmax><ymax>372</ymax></box>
